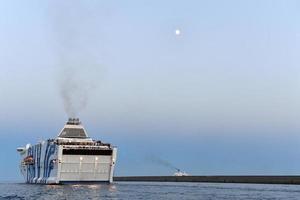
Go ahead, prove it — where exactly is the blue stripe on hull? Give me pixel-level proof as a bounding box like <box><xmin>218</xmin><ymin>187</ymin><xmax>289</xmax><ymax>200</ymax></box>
<box><xmin>22</xmin><ymin>141</ymin><xmax>58</xmax><ymax>184</ymax></box>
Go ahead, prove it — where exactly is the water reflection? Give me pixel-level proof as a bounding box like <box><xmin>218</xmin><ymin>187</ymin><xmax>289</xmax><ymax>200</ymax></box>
<box><xmin>108</xmin><ymin>184</ymin><xmax>117</xmax><ymax>192</ymax></box>
<box><xmin>38</xmin><ymin>182</ymin><xmax>118</xmax><ymax>199</ymax></box>
<box><xmin>87</xmin><ymin>184</ymin><xmax>101</xmax><ymax>190</ymax></box>
<box><xmin>2</xmin><ymin>182</ymin><xmax>300</xmax><ymax>200</ymax></box>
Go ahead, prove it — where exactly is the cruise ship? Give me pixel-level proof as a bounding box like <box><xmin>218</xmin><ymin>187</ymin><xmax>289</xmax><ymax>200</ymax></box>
<box><xmin>17</xmin><ymin>118</ymin><xmax>117</xmax><ymax>184</ymax></box>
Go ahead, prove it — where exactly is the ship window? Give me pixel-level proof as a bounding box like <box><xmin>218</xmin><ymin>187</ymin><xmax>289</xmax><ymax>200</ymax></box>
<box><xmin>63</xmin><ymin>149</ymin><xmax>113</xmax><ymax>155</ymax></box>
<box><xmin>59</xmin><ymin>128</ymin><xmax>87</xmax><ymax>138</ymax></box>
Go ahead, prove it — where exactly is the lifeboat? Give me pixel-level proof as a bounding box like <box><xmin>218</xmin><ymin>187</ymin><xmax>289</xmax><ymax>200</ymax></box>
<box><xmin>23</xmin><ymin>156</ymin><xmax>34</xmax><ymax>165</ymax></box>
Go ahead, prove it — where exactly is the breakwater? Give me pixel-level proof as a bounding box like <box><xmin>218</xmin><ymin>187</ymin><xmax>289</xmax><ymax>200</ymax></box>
<box><xmin>114</xmin><ymin>176</ymin><xmax>300</xmax><ymax>185</ymax></box>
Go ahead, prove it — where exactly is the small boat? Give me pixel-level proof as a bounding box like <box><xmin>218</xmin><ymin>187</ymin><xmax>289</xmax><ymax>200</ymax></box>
<box><xmin>174</xmin><ymin>169</ymin><xmax>189</xmax><ymax>176</ymax></box>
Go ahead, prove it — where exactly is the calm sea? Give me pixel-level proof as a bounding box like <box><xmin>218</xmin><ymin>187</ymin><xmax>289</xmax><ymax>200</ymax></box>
<box><xmin>1</xmin><ymin>182</ymin><xmax>300</xmax><ymax>200</ymax></box>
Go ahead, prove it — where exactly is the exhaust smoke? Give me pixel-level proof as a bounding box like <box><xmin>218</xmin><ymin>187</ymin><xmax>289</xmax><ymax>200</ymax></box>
<box><xmin>49</xmin><ymin>1</ymin><xmax>104</xmax><ymax>117</ymax></box>
<box><xmin>59</xmin><ymin>65</ymin><xmax>95</xmax><ymax>118</ymax></box>
<box><xmin>146</xmin><ymin>155</ymin><xmax>180</xmax><ymax>171</ymax></box>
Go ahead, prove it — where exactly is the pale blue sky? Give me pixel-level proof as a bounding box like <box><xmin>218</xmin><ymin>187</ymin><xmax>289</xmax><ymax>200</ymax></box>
<box><xmin>1</xmin><ymin>0</ymin><xmax>300</xmax><ymax>181</ymax></box>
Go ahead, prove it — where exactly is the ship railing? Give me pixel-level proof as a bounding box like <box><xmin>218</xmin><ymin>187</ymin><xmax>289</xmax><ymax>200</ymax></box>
<box><xmin>62</xmin><ymin>145</ymin><xmax>111</xmax><ymax>150</ymax></box>
<box><xmin>55</xmin><ymin>140</ymin><xmax>111</xmax><ymax>147</ymax></box>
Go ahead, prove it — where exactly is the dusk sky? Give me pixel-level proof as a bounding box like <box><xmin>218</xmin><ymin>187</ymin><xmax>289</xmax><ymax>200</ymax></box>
<box><xmin>1</xmin><ymin>0</ymin><xmax>300</xmax><ymax>181</ymax></box>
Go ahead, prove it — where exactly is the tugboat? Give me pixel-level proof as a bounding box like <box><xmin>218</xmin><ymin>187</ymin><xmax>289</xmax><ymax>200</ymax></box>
<box><xmin>17</xmin><ymin>118</ymin><xmax>117</xmax><ymax>184</ymax></box>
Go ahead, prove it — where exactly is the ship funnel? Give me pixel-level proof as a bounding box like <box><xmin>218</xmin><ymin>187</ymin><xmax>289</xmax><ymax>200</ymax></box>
<box><xmin>67</xmin><ymin>118</ymin><xmax>81</xmax><ymax>125</ymax></box>
<box><xmin>58</xmin><ymin>118</ymin><xmax>88</xmax><ymax>138</ymax></box>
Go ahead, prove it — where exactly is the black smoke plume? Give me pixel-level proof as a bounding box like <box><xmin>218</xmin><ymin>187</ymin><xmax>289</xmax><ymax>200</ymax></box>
<box><xmin>146</xmin><ymin>155</ymin><xmax>180</xmax><ymax>171</ymax></box>
<box><xmin>49</xmin><ymin>1</ymin><xmax>103</xmax><ymax>117</ymax></box>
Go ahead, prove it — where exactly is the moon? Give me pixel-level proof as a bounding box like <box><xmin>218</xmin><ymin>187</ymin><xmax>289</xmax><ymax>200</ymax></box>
<box><xmin>175</xmin><ymin>29</ymin><xmax>181</xmax><ymax>36</ymax></box>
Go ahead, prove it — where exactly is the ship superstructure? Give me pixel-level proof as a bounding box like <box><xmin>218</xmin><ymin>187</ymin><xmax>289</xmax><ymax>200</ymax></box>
<box><xmin>17</xmin><ymin>118</ymin><xmax>117</xmax><ymax>184</ymax></box>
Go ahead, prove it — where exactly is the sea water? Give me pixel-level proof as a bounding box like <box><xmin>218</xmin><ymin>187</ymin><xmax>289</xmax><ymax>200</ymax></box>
<box><xmin>1</xmin><ymin>182</ymin><xmax>300</xmax><ymax>200</ymax></box>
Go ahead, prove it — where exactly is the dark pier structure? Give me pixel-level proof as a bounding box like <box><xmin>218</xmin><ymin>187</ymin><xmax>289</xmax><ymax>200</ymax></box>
<box><xmin>114</xmin><ymin>176</ymin><xmax>300</xmax><ymax>185</ymax></box>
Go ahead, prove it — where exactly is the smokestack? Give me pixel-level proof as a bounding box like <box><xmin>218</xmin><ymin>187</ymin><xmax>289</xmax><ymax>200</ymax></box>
<box><xmin>67</xmin><ymin>118</ymin><xmax>81</xmax><ymax>125</ymax></box>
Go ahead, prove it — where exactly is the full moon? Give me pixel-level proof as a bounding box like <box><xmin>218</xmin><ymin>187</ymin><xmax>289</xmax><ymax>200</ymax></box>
<box><xmin>175</xmin><ymin>29</ymin><xmax>181</xmax><ymax>36</ymax></box>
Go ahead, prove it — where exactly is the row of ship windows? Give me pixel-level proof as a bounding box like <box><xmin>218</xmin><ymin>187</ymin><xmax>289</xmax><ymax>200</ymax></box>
<box><xmin>62</xmin><ymin>149</ymin><xmax>113</xmax><ymax>156</ymax></box>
